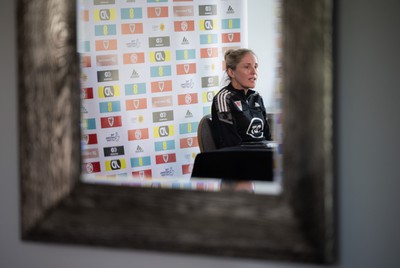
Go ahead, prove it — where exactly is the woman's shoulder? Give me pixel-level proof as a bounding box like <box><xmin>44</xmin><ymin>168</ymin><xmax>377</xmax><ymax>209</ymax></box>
<box><xmin>214</xmin><ymin>85</ymin><xmax>233</xmax><ymax>99</ymax></box>
<box><xmin>213</xmin><ymin>87</ymin><xmax>235</xmax><ymax>110</ymax></box>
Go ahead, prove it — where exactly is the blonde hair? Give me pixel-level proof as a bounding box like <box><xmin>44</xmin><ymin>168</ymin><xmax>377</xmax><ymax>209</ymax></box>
<box><xmin>224</xmin><ymin>48</ymin><xmax>257</xmax><ymax>81</ymax></box>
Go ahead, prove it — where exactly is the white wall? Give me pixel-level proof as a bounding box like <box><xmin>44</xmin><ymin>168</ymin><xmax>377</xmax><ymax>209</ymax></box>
<box><xmin>248</xmin><ymin>0</ymin><xmax>279</xmax><ymax>112</ymax></box>
<box><xmin>1</xmin><ymin>0</ymin><xmax>400</xmax><ymax>267</ymax></box>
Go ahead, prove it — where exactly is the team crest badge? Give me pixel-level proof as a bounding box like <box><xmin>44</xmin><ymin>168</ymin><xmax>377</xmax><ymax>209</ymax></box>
<box><xmin>234</xmin><ymin>100</ymin><xmax>242</xmax><ymax>111</ymax></box>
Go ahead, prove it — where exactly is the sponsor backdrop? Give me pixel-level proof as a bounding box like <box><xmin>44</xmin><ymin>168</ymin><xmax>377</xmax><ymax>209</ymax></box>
<box><xmin>78</xmin><ymin>0</ymin><xmax>248</xmax><ymax>184</ymax></box>
<box><xmin>78</xmin><ymin>0</ymin><xmax>280</xmax><ymax>189</ymax></box>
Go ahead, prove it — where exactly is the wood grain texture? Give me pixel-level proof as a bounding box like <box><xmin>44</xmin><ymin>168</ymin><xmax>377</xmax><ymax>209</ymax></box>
<box><xmin>282</xmin><ymin>0</ymin><xmax>335</xmax><ymax>262</ymax></box>
<box><xmin>18</xmin><ymin>0</ymin><xmax>80</xmax><ymax>233</ymax></box>
<box><xmin>18</xmin><ymin>0</ymin><xmax>335</xmax><ymax>264</ymax></box>
<box><xmin>28</xmin><ymin>183</ymin><xmax>315</xmax><ymax>261</ymax></box>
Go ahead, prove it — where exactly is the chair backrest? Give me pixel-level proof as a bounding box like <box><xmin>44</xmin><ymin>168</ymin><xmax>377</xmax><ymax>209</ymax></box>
<box><xmin>197</xmin><ymin>114</ymin><xmax>217</xmax><ymax>152</ymax></box>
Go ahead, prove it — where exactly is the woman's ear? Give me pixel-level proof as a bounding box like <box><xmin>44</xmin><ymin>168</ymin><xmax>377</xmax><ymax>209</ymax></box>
<box><xmin>227</xmin><ymin>68</ymin><xmax>235</xmax><ymax>79</ymax></box>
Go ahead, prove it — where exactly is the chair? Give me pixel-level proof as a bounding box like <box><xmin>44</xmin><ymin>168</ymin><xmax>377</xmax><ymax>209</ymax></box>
<box><xmin>197</xmin><ymin>114</ymin><xmax>217</xmax><ymax>152</ymax></box>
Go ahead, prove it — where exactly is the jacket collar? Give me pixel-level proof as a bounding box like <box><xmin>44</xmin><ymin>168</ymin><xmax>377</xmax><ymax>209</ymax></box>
<box><xmin>226</xmin><ymin>83</ymin><xmax>256</xmax><ymax>98</ymax></box>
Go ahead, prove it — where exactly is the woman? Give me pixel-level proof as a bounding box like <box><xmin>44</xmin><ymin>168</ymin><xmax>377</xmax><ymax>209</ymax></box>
<box><xmin>212</xmin><ymin>48</ymin><xmax>272</xmax><ymax>149</ymax></box>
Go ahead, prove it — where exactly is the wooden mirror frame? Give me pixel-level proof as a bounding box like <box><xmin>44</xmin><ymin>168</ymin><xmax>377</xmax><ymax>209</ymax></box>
<box><xmin>18</xmin><ymin>0</ymin><xmax>335</xmax><ymax>264</ymax></box>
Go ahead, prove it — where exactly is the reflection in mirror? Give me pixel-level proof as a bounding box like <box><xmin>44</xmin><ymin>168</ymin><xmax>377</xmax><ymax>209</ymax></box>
<box><xmin>78</xmin><ymin>0</ymin><xmax>282</xmax><ymax>194</ymax></box>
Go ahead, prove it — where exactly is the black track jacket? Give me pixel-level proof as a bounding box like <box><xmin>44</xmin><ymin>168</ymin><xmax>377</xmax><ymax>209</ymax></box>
<box><xmin>211</xmin><ymin>83</ymin><xmax>272</xmax><ymax>148</ymax></box>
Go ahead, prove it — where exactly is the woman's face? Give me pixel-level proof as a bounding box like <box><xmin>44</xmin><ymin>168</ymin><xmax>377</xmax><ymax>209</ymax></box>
<box><xmin>228</xmin><ymin>53</ymin><xmax>258</xmax><ymax>90</ymax></box>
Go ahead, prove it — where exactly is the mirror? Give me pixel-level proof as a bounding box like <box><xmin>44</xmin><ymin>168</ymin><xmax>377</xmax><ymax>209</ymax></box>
<box><xmin>18</xmin><ymin>0</ymin><xmax>335</xmax><ymax>263</ymax></box>
<box><xmin>78</xmin><ymin>0</ymin><xmax>283</xmax><ymax>194</ymax></box>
